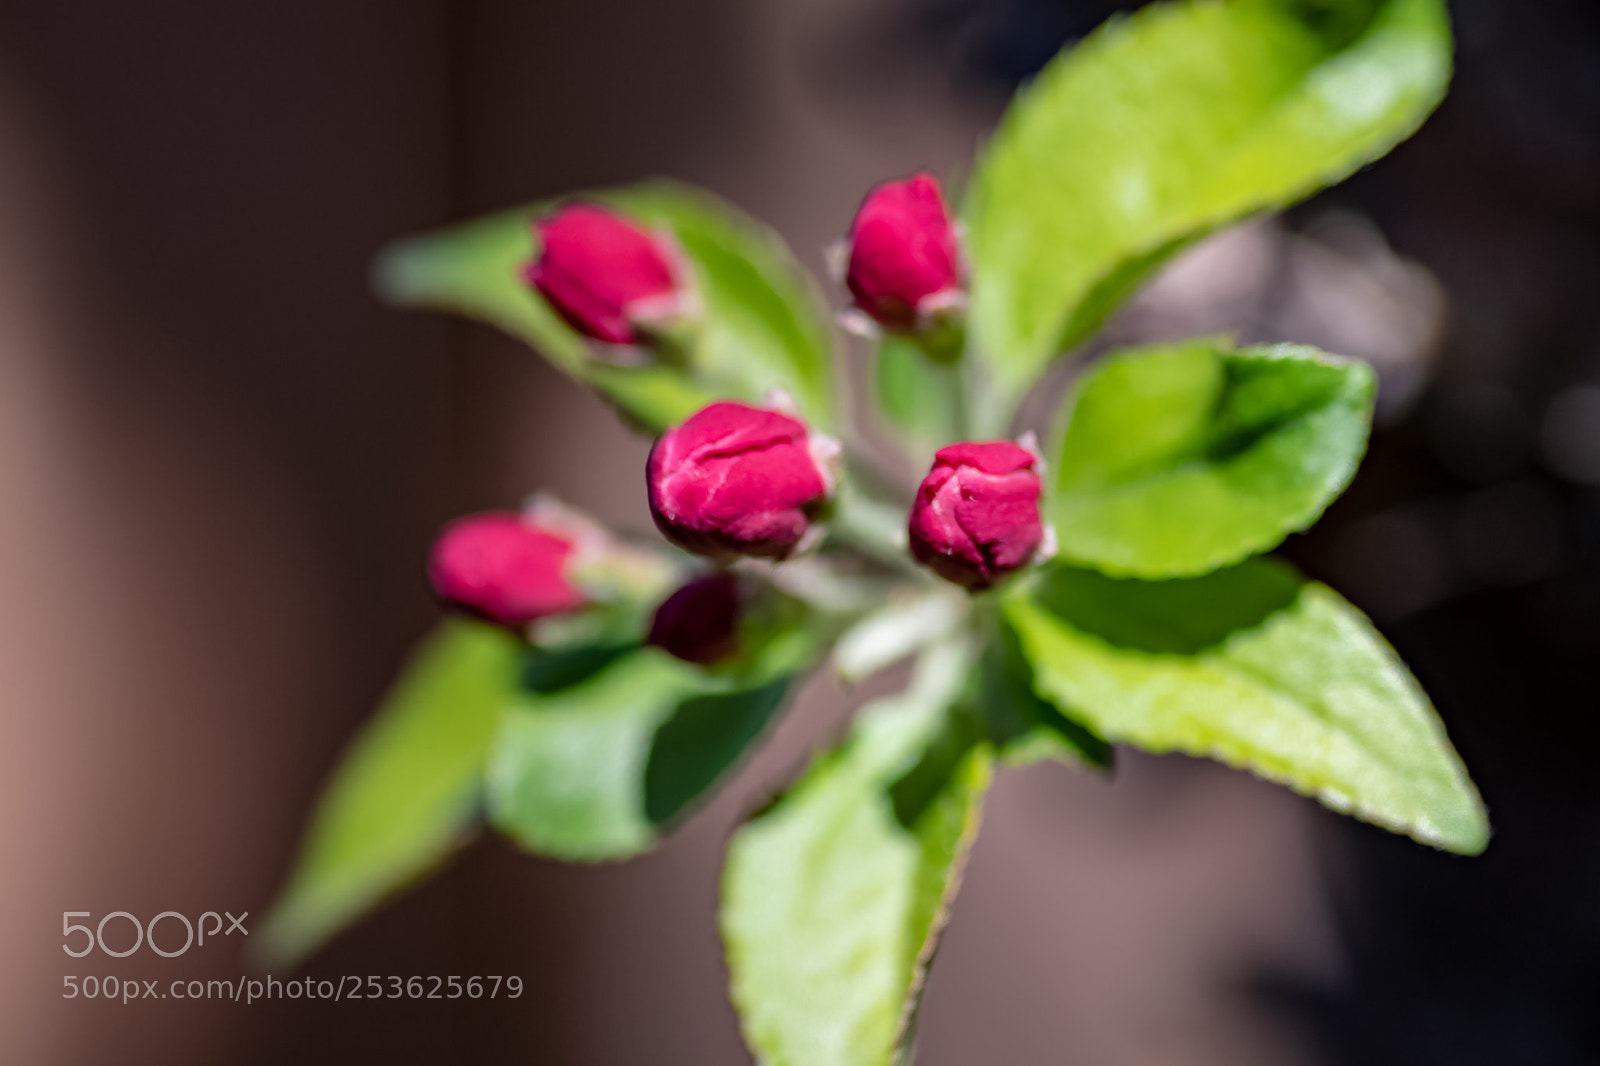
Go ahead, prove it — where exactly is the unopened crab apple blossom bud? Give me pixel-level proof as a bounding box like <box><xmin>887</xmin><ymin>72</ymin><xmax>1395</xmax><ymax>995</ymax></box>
<box><xmin>522</xmin><ymin>203</ymin><xmax>688</xmax><ymax>345</ymax></box>
<box><xmin>845</xmin><ymin>172</ymin><xmax>964</xmax><ymax>332</ymax></box>
<box><xmin>427</xmin><ymin>512</ymin><xmax>585</xmax><ymax>628</ymax></box>
<box><xmin>908</xmin><ymin>441</ymin><xmax>1047</xmax><ymax>591</ymax></box>
<box><xmin>647</xmin><ymin>400</ymin><xmax>836</xmax><ymax>561</ymax></box>
<box><xmin>647</xmin><ymin>572</ymin><xmax>743</xmax><ymax>665</ymax></box>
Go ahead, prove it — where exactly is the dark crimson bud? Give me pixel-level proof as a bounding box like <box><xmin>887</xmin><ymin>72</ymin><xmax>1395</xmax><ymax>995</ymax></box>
<box><xmin>522</xmin><ymin>203</ymin><xmax>686</xmax><ymax>345</ymax></box>
<box><xmin>845</xmin><ymin>172</ymin><xmax>963</xmax><ymax>332</ymax></box>
<box><xmin>646</xmin><ymin>572</ymin><xmax>742</xmax><ymax>665</ymax></box>
<box><xmin>647</xmin><ymin>401</ymin><xmax>836</xmax><ymax>561</ymax></box>
<box><xmin>908</xmin><ymin>441</ymin><xmax>1045</xmax><ymax>591</ymax></box>
<box><xmin>427</xmin><ymin>512</ymin><xmax>585</xmax><ymax>628</ymax></box>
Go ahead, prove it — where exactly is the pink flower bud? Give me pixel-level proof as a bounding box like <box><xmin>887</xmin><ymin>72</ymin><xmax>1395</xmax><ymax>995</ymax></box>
<box><xmin>647</xmin><ymin>573</ymin><xmax>742</xmax><ymax>665</ymax></box>
<box><xmin>648</xmin><ymin>401</ymin><xmax>834</xmax><ymax>560</ymax></box>
<box><xmin>845</xmin><ymin>173</ymin><xmax>963</xmax><ymax>331</ymax></box>
<box><xmin>427</xmin><ymin>512</ymin><xmax>585</xmax><ymax>628</ymax></box>
<box><xmin>522</xmin><ymin>203</ymin><xmax>685</xmax><ymax>345</ymax></box>
<box><xmin>909</xmin><ymin>441</ymin><xmax>1045</xmax><ymax>590</ymax></box>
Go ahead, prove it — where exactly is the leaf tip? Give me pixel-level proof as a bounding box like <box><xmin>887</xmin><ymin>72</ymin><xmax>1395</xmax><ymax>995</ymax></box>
<box><xmin>1424</xmin><ymin>795</ymin><xmax>1492</xmax><ymax>857</ymax></box>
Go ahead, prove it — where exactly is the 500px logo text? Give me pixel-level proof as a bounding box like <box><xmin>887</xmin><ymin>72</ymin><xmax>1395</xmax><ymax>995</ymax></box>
<box><xmin>62</xmin><ymin>910</ymin><xmax>247</xmax><ymax>958</ymax></box>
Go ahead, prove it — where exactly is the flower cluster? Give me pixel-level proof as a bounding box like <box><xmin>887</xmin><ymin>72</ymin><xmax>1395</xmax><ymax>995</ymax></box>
<box><xmin>272</xmin><ymin>11</ymin><xmax>1488</xmax><ymax>1035</ymax></box>
<box><xmin>428</xmin><ymin>173</ymin><xmax>1048</xmax><ymax>662</ymax></box>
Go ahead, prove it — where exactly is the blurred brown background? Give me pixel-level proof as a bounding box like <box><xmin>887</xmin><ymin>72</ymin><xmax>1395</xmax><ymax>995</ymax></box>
<box><xmin>0</xmin><ymin>1</ymin><xmax>1595</xmax><ymax>1064</ymax></box>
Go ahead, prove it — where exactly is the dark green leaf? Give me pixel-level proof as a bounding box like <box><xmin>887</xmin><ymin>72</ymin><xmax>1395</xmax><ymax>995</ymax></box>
<box><xmin>520</xmin><ymin>640</ymin><xmax>638</xmax><ymax>694</ymax></box>
<box><xmin>1052</xmin><ymin>340</ymin><xmax>1374</xmax><ymax>577</ymax></box>
<box><xmin>1004</xmin><ymin>559</ymin><xmax>1488</xmax><ymax>854</ymax></box>
<box><xmin>722</xmin><ymin>647</ymin><xmax>993</xmax><ymax>1066</ymax></box>
<box><xmin>375</xmin><ymin>181</ymin><xmax>835</xmax><ymax>430</ymax></box>
<box><xmin>487</xmin><ymin>647</ymin><xmax>794</xmax><ymax>861</ymax></box>
<box><xmin>963</xmin><ymin>0</ymin><xmax>1452</xmax><ymax>394</ymax></box>
<box><xmin>258</xmin><ymin>620</ymin><xmax>522</xmax><ymax>966</ymax></box>
<box><xmin>978</xmin><ymin>614</ymin><xmax>1113</xmax><ymax>768</ymax></box>
<box><xmin>645</xmin><ymin>677</ymin><xmax>792</xmax><ymax>825</ymax></box>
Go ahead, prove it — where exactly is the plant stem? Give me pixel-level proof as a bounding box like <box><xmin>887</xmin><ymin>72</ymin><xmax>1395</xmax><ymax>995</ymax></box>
<box><xmin>830</xmin><ymin>489</ymin><xmax>920</xmax><ymax>576</ymax></box>
<box><xmin>946</xmin><ymin>358</ymin><xmax>970</xmax><ymax>442</ymax></box>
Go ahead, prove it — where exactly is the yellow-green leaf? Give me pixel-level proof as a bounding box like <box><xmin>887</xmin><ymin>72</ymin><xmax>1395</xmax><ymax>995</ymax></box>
<box><xmin>1005</xmin><ymin>559</ymin><xmax>1488</xmax><ymax>854</ymax></box>
<box><xmin>1052</xmin><ymin>340</ymin><xmax>1374</xmax><ymax>577</ymax></box>
<box><xmin>722</xmin><ymin>647</ymin><xmax>993</xmax><ymax>1066</ymax></box>
<box><xmin>258</xmin><ymin>619</ymin><xmax>522</xmax><ymax>966</ymax></box>
<box><xmin>964</xmin><ymin>0</ymin><xmax>1452</xmax><ymax>395</ymax></box>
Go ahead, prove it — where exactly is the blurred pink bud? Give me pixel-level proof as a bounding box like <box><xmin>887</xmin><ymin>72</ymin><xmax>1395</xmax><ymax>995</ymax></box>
<box><xmin>427</xmin><ymin>512</ymin><xmax>585</xmax><ymax>628</ymax></box>
<box><xmin>522</xmin><ymin>204</ymin><xmax>685</xmax><ymax>345</ymax></box>
<box><xmin>845</xmin><ymin>172</ymin><xmax>963</xmax><ymax>331</ymax></box>
<box><xmin>648</xmin><ymin>401</ymin><xmax>834</xmax><ymax>560</ymax></box>
<box><xmin>909</xmin><ymin>441</ymin><xmax>1044</xmax><ymax>590</ymax></box>
<box><xmin>647</xmin><ymin>572</ymin><xmax>742</xmax><ymax>665</ymax></box>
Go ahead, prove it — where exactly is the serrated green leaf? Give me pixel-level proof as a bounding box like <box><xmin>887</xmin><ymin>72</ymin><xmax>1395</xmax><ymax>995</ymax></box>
<box><xmin>1052</xmin><ymin>340</ymin><xmax>1374</xmax><ymax>577</ymax></box>
<box><xmin>964</xmin><ymin>0</ymin><xmax>1452</xmax><ymax>394</ymax></box>
<box><xmin>375</xmin><ymin>181</ymin><xmax>835</xmax><ymax>430</ymax></box>
<box><xmin>722</xmin><ymin>647</ymin><xmax>993</xmax><ymax>1066</ymax></box>
<box><xmin>487</xmin><ymin>647</ymin><xmax>793</xmax><ymax>861</ymax></box>
<box><xmin>258</xmin><ymin>619</ymin><xmax>522</xmax><ymax>966</ymax></box>
<box><xmin>1004</xmin><ymin>558</ymin><xmax>1488</xmax><ymax>854</ymax></box>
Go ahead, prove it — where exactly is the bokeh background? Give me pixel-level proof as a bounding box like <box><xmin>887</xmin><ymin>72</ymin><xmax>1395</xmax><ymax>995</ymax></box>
<box><xmin>0</xmin><ymin>0</ymin><xmax>1595</xmax><ymax>1063</ymax></box>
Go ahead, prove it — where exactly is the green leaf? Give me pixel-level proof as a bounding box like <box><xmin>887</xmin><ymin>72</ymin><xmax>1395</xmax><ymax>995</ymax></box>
<box><xmin>487</xmin><ymin>647</ymin><xmax>794</xmax><ymax>861</ymax></box>
<box><xmin>874</xmin><ymin>335</ymin><xmax>958</xmax><ymax>456</ymax></box>
<box><xmin>520</xmin><ymin>640</ymin><xmax>638</xmax><ymax>694</ymax></box>
<box><xmin>375</xmin><ymin>180</ymin><xmax>835</xmax><ymax>431</ymax></box>
<box><xmin>1052</xmin><ymin>340</ymin><xmax>1374</xmax><ymax>577</ymax></box>
<box><xmin>964</xmin><ymin>0</ymin><xmax>1453</xmax><ymax>394</ymax></box>
<box><xmin>258</xmin><ymin>619</ymin><xmax>523</xmax><ymax>966</ymax></box>
<box><xmin>634</xmin><ymin>184</ymin><xmax>837</xmax><ymax>425</ymax></box>
<box><xmin>978</xmin><ymin>613</ymin><xmax>1113</xmax><ymax>768</ymax></box>
<box><xmin>1004</xmin><ymin>558</ymin><xmax>1488</xmax><ymax>854</ymax></box>
<box><xmin>722</xmin><ymin>646</ymin><xmax>994</xmax><ymax>1066</ymax></box>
